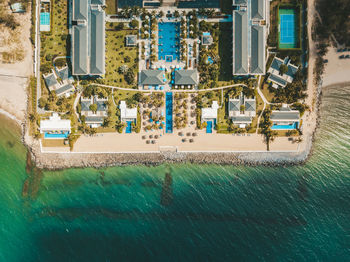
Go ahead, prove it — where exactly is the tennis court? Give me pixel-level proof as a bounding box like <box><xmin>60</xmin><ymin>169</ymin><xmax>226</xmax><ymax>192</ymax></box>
<box><xmin>40</xmin><ymin>12</ymin><xmax>50</xmax><ymax>25</ymax></box>
<box><xmin>279</xmin><ymin>8</ymin><xmax>297</xmax><ymax>49</ymax></box>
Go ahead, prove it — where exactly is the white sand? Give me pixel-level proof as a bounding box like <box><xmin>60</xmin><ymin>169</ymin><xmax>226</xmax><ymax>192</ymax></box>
<box><xmin>0</xmin><ymin>7</ymin><xmax>33</xmax><ymax>121</ymax></box>
<box><xmin>322</xmin><ymin>47</ymin><xmax>350</xmax><ymax>87</ymax></box>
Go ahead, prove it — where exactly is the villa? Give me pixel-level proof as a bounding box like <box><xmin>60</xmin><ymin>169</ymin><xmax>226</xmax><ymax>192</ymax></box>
<box><xmin>80</xmin><ymin>96</ymin><xmax>108</xmax><ymax>127</ymax></box>
<box><xmin>232</xmin><ymin>0</ymin><xmax>268</xmax><ymax>75</ymax></box>
<box><xmin>39</xmin><ymin>113</ymin><xmax>71</xmax><ymax>139</ymax></box>
<box><xmin>174</xmin><ymin>69</ymin><xmax>198</xmax><ymax>89</ymax></box>
<box><xmin>70</xmin><ymin>0</ymin><xmax>106</xmax><ymax>75</ymax></box>
<box><xmin>43</xmin><ymin>70</ymin><xmax>75</xmax><ymax>97</ymax></box>
<box><xmin>228</xmin><ymin>92</ymin><xmax>256</xmax><ymax>128</ymax></box>
<box><xmin>271</xmin><ymin>105</ymin><xmax>300</xmax><ymax>130</ymax></box>
<box><xmin>267</xmin><ymin>57</ymin><xmax>299</xmax><ymax>88</ymax></box>
<box><xmin>119</xmin><ymin>101</ymin><xmax>137</xmax><ymax>122</ymax></box>
<box><xmin>201</xmin><ymin>101</ymin><xmax>219</xmax><ymax>133</ymax></box>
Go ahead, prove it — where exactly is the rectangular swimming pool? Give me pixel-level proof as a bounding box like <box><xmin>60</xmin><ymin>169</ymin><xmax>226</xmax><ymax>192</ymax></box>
<box><xmin>158</xmin><ymin>22</ymin><xmax>180</xmax><ymax>61</ymax></box>
<box><xmin>271</xmin><ymin>122</ymin><xmax>298</xmax><ymax>130</ymax></box>
<box><xmin>44</xmin><ymin>132</ymin><xmax>69</xmax><ymax>139</ymax></box>
<box><xmin>126</xmin><ymin>121</ymin><xmax>133</xmax><ymax>133</ymax></box>
<box><xmin>279</xmin><ymin>8</ymin><xmax>297</xmax><ymax>49</ymax></box>
<box><xmin>165</xmin><ymin>92</ymin><xmax>173</xmax><ymax>133</ymax></box>
<box><xmin>206</xmin><ymin>121</ymin><xmax>213</xmax><ymax>133</ymax></box>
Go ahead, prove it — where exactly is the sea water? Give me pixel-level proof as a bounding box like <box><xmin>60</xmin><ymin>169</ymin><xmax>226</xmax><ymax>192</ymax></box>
<box><xmin>0</xmin><ymin>84</ymin><xmax>349</xmax><ymax>261</ymax></box>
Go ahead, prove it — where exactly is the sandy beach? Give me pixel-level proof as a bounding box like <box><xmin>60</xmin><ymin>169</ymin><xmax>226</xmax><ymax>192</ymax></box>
<box><xmin>0</xmin><ymin>6</ymin><xmax>32</xmax><ymax>122</ymax></box>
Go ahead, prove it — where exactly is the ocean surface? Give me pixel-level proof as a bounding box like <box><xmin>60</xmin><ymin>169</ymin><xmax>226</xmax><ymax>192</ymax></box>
<box><xmin>0</xmin><ymin>84</ymin><xmax>349</xmax><ymax>261</ymax></box>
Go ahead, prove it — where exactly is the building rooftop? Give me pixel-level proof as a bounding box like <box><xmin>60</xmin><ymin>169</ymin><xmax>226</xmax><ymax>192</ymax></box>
<box><xmin>201</xmin><ymin>33</ymin><xmax>213</xmax><ymax>45</ymax></box>
<box><xmin>44</xmin><ymin>72</ymin><xmax>58</xmax><ymax>88</ymax></box>
<box><xmin>268</xmin><ymin>57</ymin><xmax>299</xmax><ymax>87</ymax></box>
<box><xmin>250</xmin><ymin>25</ymin><xmax>265</xmax><ymax>74</ymax></box>
<box><xmin>120</xmin><ymin>101</ymin><xmax>137</xmax><ymax>120</ymax></box>
<box><xmin>251</xmin><ymin>0</ymin><xmax>265</xmax><ymax>20</ymax></box>
<box><xmin>202</xmin><ymin>101</ymin><xmax>219</xmax><ymax>120</ymax></box>
<box><xmin>71</xmin><ymin>0</ymin><xmax>105</xmax><ymax>75</ymax></box>
<box><xmin>140</xmin><ymin>70</ymin><xmax>164</xmax><ymax>85</ymax></box>
<box><xmin>57</xmin><ymin>66</ymin><xmax>70</xmax><ymax>81</ymax></box>
<box><xmin>40</xmin><ymin>113</ymin><xmax>71</xmax><ymax>131</ymax></box>
<box><xmin>271</xmin><ymin>107</ymin><xmax>300</xmax><ymax>121</ymax></box>
<box><xmin>55</xmin><ymin>84</ymin><xmax>75</xmax><ymax>96</ymax></box>
<box><xmin>126</xmin><ymin>35</ymin><xmax>137</xmax><ymax>46</ymax></box>
<box><xmin>233</xmin><ymin>11</ymin><xmax>248</xmax><ymax>75</ymax></box>
<box><xmin>174</xmin><ymin>70</ymin><xmax>198</xmax><ymax>85</ymax></box>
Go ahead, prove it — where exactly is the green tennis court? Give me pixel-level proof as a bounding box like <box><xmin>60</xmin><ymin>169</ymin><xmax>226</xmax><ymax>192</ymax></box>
<box><xmin>278</xmin><ymin>8</ymin><xmax>297</xmax><ymax>49</ymax></box>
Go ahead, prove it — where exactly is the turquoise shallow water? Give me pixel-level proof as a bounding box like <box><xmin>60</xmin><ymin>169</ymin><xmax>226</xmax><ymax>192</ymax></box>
<box><xmin>0</xmin><ymin>85</ymin><xmax>350</xmax><ymax>261</ymax></box>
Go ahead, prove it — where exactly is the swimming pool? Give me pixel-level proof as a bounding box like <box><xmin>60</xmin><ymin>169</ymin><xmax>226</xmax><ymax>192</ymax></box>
<box><xmin>158</xmin><ymin>22</ymin><xmax>180</xmax><ymax>61</ymax></box>
<box><xmin>40</xmin><ymin>12</ymin><xmax>50</xmax><ymax>26</ymax></box>
<box><xmin>126</xmin><ymin>121</ymin><xmax>133</xmax><ymax>133</ymax></box>
<box><xmin>206</xmin><ymin>121</ymin><xmax>213</xmax><ymax>133</ymax></box>
<box><xmin>271</xmin><ymin>122</ymin><xmax>298</xmax><ymax>130</ymax></box>
<box><xmin>44</xmin><ymin>132</ymin><xmax>69</xmax><ymax>139</ymax></box>
<box><xmin>279</xmin><ymin>8</ymin><xmax>297</xmax><ymax>49</ymax></box>
<box><xmin>165</xmin><ymin>92</ymin><xmax>173</xmax><ymax>133</ymax></box>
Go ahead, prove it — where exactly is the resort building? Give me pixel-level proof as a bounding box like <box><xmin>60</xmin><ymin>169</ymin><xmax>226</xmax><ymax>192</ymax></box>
<box><xmin>116</xmin><ymin>0</ymin><xmax>220</xmax><ymax>9</ymax></box>
<box><xmin>267</xmin><ymin>57</ymin><xmax>299</xmax><ymax>88</ymax></box>
<box><xmin>70</xmin><ymin>0</ymin><xmax>106</xmax><ymax>76</ymax></box>
<box><xmin>139</xmin><ymin>70</ymin><xmax>165</xmax><ymax>89</ymax></box>
<box><xmin>119</xmin><ymin>101</ymin><xmax>137</xmax><ymax>122</ymax></box>
<box><xmin>174</xmin><ymin>69</ymin><xmax>198</xmax><ymax>89</ymax></box>
<box><xmin>80</xmin><ymin>96</ymin><xmax>108</xmax><ymax>128</ymax></box>
<box><xmin>232</xmin><ymin>0</ymin><xmax>268</xmax><ymax>75</ymax></box>
<box><xmin>125</xmin><ymin>35</ymin><xmax>137</xmax><ymax>47</ymax></box>
<box><xmin>270</xmin><ymin>105</ymin><xmax>300</xmax><ymax>130</ymax></box>
<box><xmin>43</xmin><ymin>71</ymin><xmax>59</xmax><ymax>90</ymax></box>
<box><xmin>228</xmin><ymin>92</ymin><xmax>256</xmax><ymax>128</ymax></box>
<box><xmin>39</xmin><ymin>113</ymin><xmax>71</xmax><ymax>139</ymax></box>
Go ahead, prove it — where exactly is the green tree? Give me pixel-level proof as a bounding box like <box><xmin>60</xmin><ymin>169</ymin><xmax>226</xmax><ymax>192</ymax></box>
<box><xmin>279</xmin><ymin>64</ymin><xmax>288</xmax><ymax>75</ymax></box>
<box><xmin>130</xmin><ymin>19</ymin><xmax>139</xmax><ymax>28</ymax></box>
<box><xmin>38</xmin><ymin>97</ymin><xmax>47</xmax><ymax>108</ymax></box>
<box><xmin>89</xmin><ymin>104</ymin><xmax>98</xmax><ymax>113</ymax></box>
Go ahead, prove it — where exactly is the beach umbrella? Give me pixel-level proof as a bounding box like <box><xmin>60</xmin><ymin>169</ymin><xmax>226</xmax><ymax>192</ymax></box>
<box><xmin>186</xmin><ymin>132</ymin><xmax>191</xmax><ymax>136</ymax></box>
<box><xmin>151</xmin><ymin>140</ymin><xmax>156</xmax><ymax>144</ymax></box>
<box><xmin>149</xmin><ymin>135</ymin><xmax>153</xmax><ymax>139</ymax></box>
<box><xmin>178</xmin><ymin>132</ymin><xmax>183</xmax><ymax>136</ymax></box>
<box><xmin>142</xmin><ymin>135</ymin><xmax>146</xmax><ymax>139</ymax></box>
<box><xmin>182</xmin><ymin>138</ymin><xmax>187</xmax><ymax>142</ymax></box>
<box><xmin>192</xmin><ymin>133</ymin><xmax>197</xmax><ymax>137</ymax></box>
<box><xmin>189</xmin><ymin>139</ymin><xmax>194</xmax><ymax>143</ymax></box>
<box><xmin>146</xmin><ymin>140</ymin><xmax>150</xmax><ymax>144</ymax></box>
<box><xmin>155</xmin><ymin>135</ymin><xmax>159</xmax><ymax>139</ymax></box>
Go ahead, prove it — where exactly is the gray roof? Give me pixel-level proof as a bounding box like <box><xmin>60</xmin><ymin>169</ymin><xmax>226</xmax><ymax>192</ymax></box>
<box><xmin>126</xmin><ymin>35</ymin><xmax>137</xmax><ymax>46</ymax></box>
<box><xmin>245</xmin><ymin>99</ymin><xmax>256</xmax><ymax>111</ymax></box>
<box><xmin>231</xmin><ymin>116</ymin><xmax>253</xmax><ymax>123</ymax></box>
<box><xmin>229</xmin><ymin>100</ymin><xmax>240</xmax><ymax>112</ymax></box>
<box><xmin>270</xmin><ymin>57</ymin><xmax>298</xmax><ymax>78</ymax></box>
<box><xmin>268</xmin><ymin>74</ymin><xmax>288</xmax><ymax>87</ymax></box>
<box><xmin>55</xmin><ymin>84</ymin><xmax>75</xmax><ymax>96</ymax></box>
<box><xmin>85</xmin><ymin>116</ymin><xmax>104</xmax><ymax>123</ymax></box>
<box><xmin>72</xmin><ymin>25</ymin><xmax>88</xmax><ymax>75</ymax></box>
<box><xmin>174</xmin><ymin>70</ymin><xmax>198</xmax><ymax>85</ymax></box>
<box><xmin>90</xmin><ymin>9</ymin><xmax>105</xmax><ymax>75</ymax></box>
<box><xmin>57</xmin><ymin>67</ymin><xmax>70</xmax><ymax>81</ymax></box>
<box><xmin>250</xmin><ymin>25</ymin><xmax>265</xmax><ymax>74</ymax></box>
<box><xmin>44</xmin><ymin>73</ymin><xmax>58</xmax><ymax>87</ymax></box>
<box><xmin>251</xmin><ymin>0</ymin><xmax>265</xmax><ymax>20</ymax></box>
<box><xmin>271</xmin><ymin>111</ymin><xmax>300</xmax><ymax>121</ymax></box>
<box><xmin>96</xmin><ymin>100</ymin><xmax>107</xmax><ymax>111</ymax></box>
<box><xmin>234</xmin><ymin>0</ymin><xmax>247</xmax><ymax>4</ymax></box>
<box><xmin>233</xmin><ymin>11</ymin><xmax>248</xmax><ymax>74</ymax></box>
<box><xmin>91</xmin><ymin>0</ymin><xmax>105</xmax><ymax>4</ymax></box>
<box><xmin>81</xmin><ymin>100</ymin><xmax>91</xmax><ymax>111</ymax></box>
<box><xmin>73</xmin><ymin>0</ymin><xmax>88</xmax><ymax>21</ymax></box>
<box><xmin>140</xmin><ymin>70</ymin><xmax>164</xmax><ymax>85</ymax></box>
<box><xmin>202</xmin><ymin>35</ymin><xmax>213</xmax><ymax>45</ymax></box>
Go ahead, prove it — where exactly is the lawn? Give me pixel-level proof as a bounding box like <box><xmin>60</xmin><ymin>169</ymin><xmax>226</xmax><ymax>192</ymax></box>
<box><xmin>217</xmin><ymin>22</ymin><xmax>233</xmax><ymax>86</ymax></box>
<box><xmin>42</xmin><ymin>139</ymin><xmax>69</xmax><ymax>147</ymax></box>
<box><xmin>105</xmin><ymin>27</ymin><xmax>139</xmax><ymax>88</ymax></box>
<box><xmin>40</xmin><ymin>0</ymin><xmax>68</xmax><ymax>74</ymax></box>
<box><xmin>106</xmin><ymin>0</ymin><xmax>117</xmax><ymax>14</ymax></box>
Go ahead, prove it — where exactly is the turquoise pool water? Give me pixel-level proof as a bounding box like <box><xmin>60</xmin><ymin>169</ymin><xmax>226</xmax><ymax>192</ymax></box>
<box><xmin>206</xmin><ymin>121</ymin><xmax>213</xmax><ymax>133</ymax></box>
<box><xmin>44</xmin><ymin>132</ymin><xmax>69</xmax><ymax>139</ymax></box>
<box><xmin>271</xmin><ymin>122</ymin><xmax>298</xmax><ymax>130</ymax></box>
<box><xmin>165</xmin><ymin>92</ymin><xmax>173</xmax><ymax>133</ymax></box>
<box><xmin>158</xmin><ymin>22</ymin><xmax>180</xmax><ymax>61</ymax></box>
<box><xmin>126</xmin><ymin>121</ymin><xmax>133</xmax><ymax>133</ymax></box>
<box><xmin>40</xmin><ymin>12</ymin><xmax>50</xmax><ymax>26</ymax></box>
